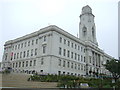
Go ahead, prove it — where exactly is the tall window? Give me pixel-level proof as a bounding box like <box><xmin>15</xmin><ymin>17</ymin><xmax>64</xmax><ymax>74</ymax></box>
<box><xmin>30</xmin><ymin>60</ymin><xmax>32</xmax><ymax>66</ymax></box>
<box><xmin>64</xmin><ymin>39</ymin><xmax>66</xmax><ymax>44</ymax></box>
<box><xmin>63</xmin><ymin>60</ymin><xmax>65</xmax><ymax>67</ymax></box>
<box><xmin>41</xmin><ymin>58</ymin><xmax>44</xmax><ymax>65</ymax></box>
<box><xmin>92</xmin><ymin>27</ymin><xmax>95</xmax><ymax>38</ymax></box>
<box><xmin>78</xmin><ymin>64</ymin><xmax>80</xmax><ymax>70</ymax></box>
<box><xmin>5</xmin><ymin>53</ymin><xmax>8</xmax><ymax>60</ymax></box>
<box><xmin>60</xmin><ymin>37</ymin><xmax>62</xmax><ymax>43</ymax></box>
<box><xmin>32</xmin><ymin>40</ymin><xmax>34</xmax><ymax>45</ymax></box>
<box><xmin>81</xmin><ymin>55</ymin><xmax>83</xmax><ymax>61</ymax></box>
<box><xmin>17</xmin><ymin>53</ymin><xmax>19</xmax><ymax>59</ymax></box>
<box><xmin>35</xmin><ymin>48</ymin><xmax>37</xmax><ymax>55</ymax></box>
<box><xmin>20</xmin><ymin>52</ymin><xmax>22</xmax><ymax>58</ymax></box>
<box><xmin>27</xmin><ymin>50</ymin><xmax>29</xmax><ymax>57</ymax></box>
<box><xmin>68</xmin><ymin>41</ymin><xmax>70</xmax><ymax>46</ymax></box>
<box><xmin>28</xmin><ymin>41</ymin><xmax>30</xmax><ymax>46</ymax></box>
<box><xmin>59</xmin><ymin>47</ymin><xmax>62</xmax><ymax>55</ymax></box>
<box><xmin>78</xmin><ymin>54</ymin><xmax>80</xmax><ymax>61</ymax></box>
<box><xmin>36</xmin><ymin>39</ymin><xmax>38</xmax><ymax>44</ymax></box>
<box><xmin>71</xmin><ymin>52</ymin><xmax>73</xmax><ymax>59</ymax></box>
<box><xmin>18</xmin><ymin>44</ymin><xmax>20</xmax><ymax>49</ymax></box>
<box><xmin>33</xmin><ymin>60</ymin><xmax>36</xmax><ymax>66</ymax></box>
<box><xmin>24</xmin><ymin>42</ymin><xmax>27</xmax><ymax>47</ymax></box>
<box><xmin>75</xmin><ymin>64</ymin><xmax>77</xmax><ymax>69</ymax></box>
<box><xmin>44</xmin><ymin>36</ymin><xmax>46</xmax><ymax>41</ymax></box>
<box><xmin>21</xmin><ymin>43</ymin><xmax>23</xmax><ymax>48</ymax></box>
<box><xmin>31</xmin><ymin>49</ymin><xmax>33</xmax><ymax>56</ymax></box>
<box><xmin>83</xmin><ymin>26</ymin><xmax>87</xmax><ymax>37</ymax></box>
<box><xmin>26</xmin><ymin>61</ymin><xmax>28</xmax><ymax>67</ymax></box>
<box><xmin>14</xmin><ymin>53</ymin><xmax>16</xmax><ymax>59</ymax></box>
<box><xmin>16</xmin><ymin>62</ymin><xmax>18</xmax><ymax>68</ymax></box>
<box><xmin>67</xmin><ymin>62</ymin><xmax>70</xmax><ymax>68</ymax></box>
<box><xmin>43</xmin><ymin>45</ymin><xmax>46</xmax><ymax>54</ymax></box>
<box><xmin>22</xmin><ymin>62</ymin><xmax>24</xmax><ymax>67</ymax></box>
<box><xmin>63</xmin><ymin>49</ymin><xmax>66</xmax><ymax>56</ymax></box>
<box><xmin>19</xmin><ymin>62</ymin><xmax>21</xmax><ymax>67</ymax></box>
<box><xmin>75</xmin><ymin>44</ymin><xmax>77</xmax><ymax>49</ymax></box>
<box><xmin>58</xmin><ymin>59</ymin><xmax>61</xmax><ymax>66</ymax></box>
<box><xmin>23</xmin><ymin>51</ymin><xmax>26</xmax><ymax>58</ymax></box>
<box><xmin>75</xmin><ymin>53</ymin><xmax>77</xmax><ymax>60</ymax></box>
<box><xmin>67</xmin><ymin>50</ymin><xmax>70</xmax><ymax>57</ymax></box>
<box><xmin>71</xmin><ymin>63</ymin><xmax>73</xmax><ymax>68</ymax></box>
<box><xmin>71</xmin><ymin>43</ymin><xmax>73</xmax><ymax>48</ymax></box>
<box><xmin>84</xmin><ymin>57</ymin><xmax>86</xmax><ymax>62</ymax></box>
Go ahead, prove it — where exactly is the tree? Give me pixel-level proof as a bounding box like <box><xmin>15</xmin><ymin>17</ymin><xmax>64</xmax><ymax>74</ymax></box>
<box><xmin>104</xmin><ymin>59</ymin><xmax>120</xmax><ymax>82</ymax></box>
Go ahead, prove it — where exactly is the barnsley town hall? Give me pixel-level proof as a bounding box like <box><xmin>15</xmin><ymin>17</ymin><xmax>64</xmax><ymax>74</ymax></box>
<box><xmin>2</xmin><ymin>5</ymin><xmax>113</xmax><ymax>76</ymax></box>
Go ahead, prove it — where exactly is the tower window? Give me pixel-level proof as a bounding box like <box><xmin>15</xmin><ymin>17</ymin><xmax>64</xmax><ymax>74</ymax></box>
<box><xmin>92</xmin><ymin>27</ymin><xmax>94</xmax><ymax>37</ymax></box>
<box><xmin>82</xmin><ymin>26</ymin><xmax>87</xmax><ymax>37</ymax></box>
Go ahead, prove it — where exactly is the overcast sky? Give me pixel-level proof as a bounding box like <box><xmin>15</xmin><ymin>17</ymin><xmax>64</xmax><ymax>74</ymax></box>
<box><xmin>0</xmin><ymin>0</ymin><xmax>119</xmax><ymax>62</ymax></box>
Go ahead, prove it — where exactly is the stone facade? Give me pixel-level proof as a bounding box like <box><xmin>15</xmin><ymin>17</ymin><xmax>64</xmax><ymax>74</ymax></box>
<box><xmin>2</xmin><ymin>5</ymin><xmax>113</xmax><ymax>76</ymax></box>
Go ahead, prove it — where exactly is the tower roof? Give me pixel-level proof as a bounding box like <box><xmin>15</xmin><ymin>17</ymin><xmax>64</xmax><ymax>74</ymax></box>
<box><xmin>82</xmin><ymin>5</ymin><xmax>92</xmax><ymax>14</ymax></box>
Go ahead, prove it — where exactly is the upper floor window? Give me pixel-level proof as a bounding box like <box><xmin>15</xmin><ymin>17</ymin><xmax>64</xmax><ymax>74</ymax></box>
<box><xmin>71</xmin><ymin>43</ymin><xmax>73</xmax><ymax>48</ymax></box>
<box><xmin>31</xmin><ymin>49</ymin><xmax>33</xmax><ymax>56</ymax></box>
<box><xmin>18</xmin><ymin>44</ymin><xmax>20</xmax><ymax>49</ymax></box>
<box><xmin>32</xmin><ymin>40</ymin><xmax>34</xmax><ymax>45</ymax></box>
<box><xmin>26</xmin><ymin>61</ymin><xmax>28</xmax><ymax>67</ymax></box>
<box><xmin>35</xmin><ymin>48</ymin><xmax>37</xmax><ymax>55</ymax></box>
<box><xmin>5</xmin><ymin>53</ymin><xmax>8</xmax><ymax>60</ymax></box>
<box><xmin>41</xmin><ymin>58</ymin><xmax>44</xmax><ymax>65</ymax></box>
<box><xmin>67</xmin><ymin>50</ymin><xmax>70</xmax><ymax>57</ymax></box>
<box><xmin>58</xmin><ymin>59</ymin><xmax>61</xmax><ymax>66</ymax></box>
<box><xmin>24</xmin><ymin>42</ymin><xmax>27</xmax><ymax>47</ymax></box>
<box><xmin>59</xmin><ymin>47</ymin><xmax>62</xmax><ymax>55</ymax></box>
<box><xmin>78</xmin><ymin>64</ymin><xmax>80</xmax><ymax>70</ymax></box>
<box><xmin>36</xmin><ymin>39</ymin><xmax>38</xmax><ymax>44</ymax></box>
<box><xmin>75</xmin><ymin>53</ymin><xmax>77</xmax><ymax>60</ymax></box>
<box><xmin>84</xmin><ymin>57</ymin><xmax>86</xmax><ymax>62</ymax></box>
<box><xmin>27</xmin><ymin>50</ymin><xmax>29</xmax><ymax>57</ymax></box>
<box><xmin>28</xmin><ymin>41</ymin><xmax>30</xmax><ymax>46</ymax></box>
<box><xmin>81</xmin><ymin>55</ymin><xmax>83</xmax><ymax>61</ymax></box>
<box><xmin>71</xmin><ymin>52</ymin><xmax>73</xmax><ymax>59</ymax></box>
<box><xmin>71</xmin><ymin>63</ymin><xmax>73</xmax><ymax>68</ymax></box>
<box><xmin>64</xmin><ymin>39</ymin><xmax>66</xmax><ymax>44</ymax></box>
<box><xmin>20</xmin><ymin>52</ymin><xmax>22</xmax><ymax>58</ymax></box>
<box><xmin>78</xmin><ymin>54</ymin><xmax>80</xmax><ymax>61</ymax></box>
<box><xmin>63</xmin><ymin>49</ymin><xmax>66</xmax><ymax>56</ymax></box>
<box><xmin>23</xmin><ymin>51</ymin><xmax>26</xmax><ymax>58</ymax></box>
<box><xmin>15</xmin><ymin>45</ymin><xmax>17</xmax><ymax>50</ymax></box>
<box><xmin>68</xmin><ymin>41</ymin><xmax>70</xmax><ymax>46</ymax></box>
<box><xmin>30</xmin><ymin>60</ymin><xmax>32</xmax><ymax>66</ymax></box>
<box><xmin>43</xmin><ymin>45</ymin><xmax>46</xmax><ymax>54</ymax></box>
<box><xmin>67</xmin><ymin>61</ymin><xmax>70</xmax><ymax>68</ymax></box>
<box><xmin>22</xmin><ymin>62</ymin><xmax>24</xmax><ymax>67</ymax></box>
<box><xmin>21</xmin><ymin>43</ymin><xmax>23</xmax><ymax>48</ymax></box>
<box><xmin>14</xmin><ymin>53</ymin><xmax>16</xmax><ymax>59</ymax></box>
<box><xmin>17</xmin><ymin>53</ymin><xmax>19</xmax><ymax>59</ymax></box>
<box><xmin>75</xmin><ymin>44</ymin><xmax>77</xmax><ymax>49</ymax></box>
<box><xmin>33</xmin><ymin>60</ymin><xmax>36</xmax><ymax>66</ymax></box>
<box><xmin>63</xmin><ymin>60</ymin><xmax>65</xmax><ymax>67</ymax></box>
<box><xmin>44</xmin><ymin>36</ymin><xmax>46</xmax><ymax>41</ymax></box>
<box><xmin>19</xmin><ymin>62</ymin><xmax>21</xmax><ymax>67</ymax></box>
<box><xmin>60</xmin><ymin>37</ymin><xmax>62</xmax><ymax>43</ymax></box>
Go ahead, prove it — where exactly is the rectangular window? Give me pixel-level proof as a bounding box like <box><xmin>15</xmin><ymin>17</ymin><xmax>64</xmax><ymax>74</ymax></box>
<box><xmin>63</xmin><ymin>49</ymin><xmax>66</xmax><ymax>56</ymax></box>
<box><xmin>68</xmin><ymin>41</ymin><xmax>70</xmax><ymax>46</ymax></box>
<box><xmin>27</xmin><ymin>50</ymin><xmax>29</xmax><ymax>57</ymax></box>
<box><xmin>60</xmin><ymin>37</ymin><xmax>62</xmax><ymax>43</ymax></box>
<box><xmin>75</xmin><ymin>53</ymin><xmax>77</xmax><ymax>60</ymax></box>
<box><xmin>84</xmin><ymin>57</ymin><xmax>86</xmax><ymax>62</ymax></box>
<box><xmin>15</xmin><ymin>45</ymin><xmax>17</xmax><ymax>50</ymax></box>
<box><xmin>75</xmin><ymin>44</ymin><xmax>77</xmax><ymax>49</ymax></box>
<box><xmin>75</xmin><ymin>64</ymin><xmax>77</xmax><ymax>69</ymax></box>
<box><xmin>20</xmin><ymin>52</ymin><xmax>22</xmax><ymax>58</ymax></box>
<box><xmin>18</xmin><ymin>44</ymin><xmax>20</xmax><ymax>49</ymax></box>
<box><xmin>67</xmin><ymin>61</ymin><xmax>69</xmax><ymax>68</ymax></box>
<box><xmin>81</xmin><ymin>55</ymin><xmax>83</xmax><ymax>61</ymax></box>
<box><xmin>16</xmin><ymin>62</ymin><xmax>18</xmax><ymax>68</ymax></box>
<box><xmin>36</xmin><ymin>39</ymin><xmax>38</xmax><ymax>44</ymax></box>
<box><xmin>17</xmin><ymin>53</ymin><xmax>19</xmax><ymax>59</ymax></box>
<box><xmin>21</xmin><ymin>43</ymin><xmax>23</xmax><ymax>48</ymax></box>
<box><xmin>22</xmin><ymin>62</ymin><xmax>24</xmax><ymax>67</ymax></box>
<box><xmin>64</xmin><ymin>39</ymin><xmax>66</xmax><ymax>44</ymax></box>
<box><xmin>43</xmin><ymin>45</ymin><xmax>46</xmax><ymax>54</ymax></box>
<box><xmin>81</xmin><ymin>65</ymin><xmax>83</xmax><ymax>70</ymax></box>
<box><xmin>33</xmin><ymin>60</ymin><xmax>36</xmax><ymax>66</ymax></box>
<box><xmin>78</xmin><ymin>54</ymin><xmax>80</xmax><ymax>61</ymax></box>
<box><xmin>71</xmin><ymin>52</ymin><xmax>73</xmax><ymax>58</ymax></box>
<box><xmin>63</xmin><ymin>60</ymin><xmax>65</xmax><ymax>67</ymax></box>
<box><xmin>78</xmin><ymin>46</ymin><xmax>80</xmax><ymax>50</ymax></box>
<box><xmin>31</xmin><ymin>49</ymin><xmax>33</xmax><ymax>56</ymax></box>
<box><xmin>67</xmin><ymin>50</ymin><xmax>70</xmax><ymax>57</ymax></box>
<box><xmin>14</xmin><ymin>53</ymin><xmax>16</xmax><ymax>59</ymax></box>
<box><xmin>35</xmin><ymin>48</ymin><xmax>37</xmax><ymax>55</ymax></box>
<box><xmin>89</xmin><ymin>56</ymin><xmax>91</xmax><ymax>63</ymax></box>
<box><xmin>78</xmin><ymin>64</ymin><xmax>80</xmax><ymax>70</ymax></box>
<box><xmin>32</xmin><ymin>40</ymin><xmax>34</xmax><ymax>45</ymax></box>
<box><xmin>41</xmin><ymin>58</ymin><xmax>44</xmax><ymax>65</ymax></box>
<box><xmin>23</xmin><ymin>51</ymin><xmax>26</xmax><ymax>58</ymax></box>
<box><xmin>81</xmin><ymin>47</ymin><xmax>83</xmax><ymax>52</ymax></box>
<box><xmin>59</xmin><ymin>47</ymin><xmax>62</xmax><ymax>55</ymax></box>
<box><xmin>26</xmin><ymin>61</ymin><xmax>28</xmax><ymax>67</ymax></box>
<box><xmin>19</xmin><ymin>62</ymin><xmax>21</xmax><ymax>67</ymax></box>
<box><xmin>30</xmin><ymin>60</ymin><xmax>32</xmax><ymax>66</ymax></box>
<box><xmin>71</xmin><ymin>63</ymin><xmax>73</xmax><ymax>68</ymax></box>
<box><xmin>71</xmin><ymin>43</ymin><xmax>73</xmax><ymax>48</ymax></box>
<box><xmin>13</xmin><ymin>63</ymin><xmax>15</xmax><ymax>68</ymax></box>
<box><xmin>24</xmin><ymin>42</ymin><xmax>27</xmax><ymax>47</ymax></box>
<box><xmin>5</xmin><ymin>53</ymin><xmax>8</xmax><ymax>60</ymax></box>
<box><xmin>28</xmin><ymin>41</ymin><xmax>30</xmax><ymax>46</ymax></box>
<box><xmin>44</xmin><ymin>36</ymin><xmax>46</xmax><ymax>41</ymax></box>
<box><xmin>58</xmin><ymin>59</ymin><xmax>61</xmax><ymax>66</ymax></box>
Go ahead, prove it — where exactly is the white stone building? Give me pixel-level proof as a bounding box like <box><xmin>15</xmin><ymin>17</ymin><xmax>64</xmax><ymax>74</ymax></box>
<box><xmin>2</xmin><ymin>5</ymin><xmax>113</xmax><ymax>76</ymax></box>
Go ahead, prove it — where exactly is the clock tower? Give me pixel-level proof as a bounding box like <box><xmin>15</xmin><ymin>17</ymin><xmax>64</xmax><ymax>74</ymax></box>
<box><xmin>79</xmin><ymin>5</ymin><xmax>98</xmax><ymax>46</ymax></box>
